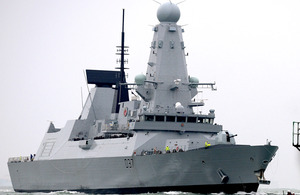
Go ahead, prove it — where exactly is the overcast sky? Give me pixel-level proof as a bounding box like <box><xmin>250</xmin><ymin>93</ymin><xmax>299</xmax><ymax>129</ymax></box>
<box><xmin>1</xmin><ymin>0</ymin><xmax>300</xmax><ymax>190</ymax></box>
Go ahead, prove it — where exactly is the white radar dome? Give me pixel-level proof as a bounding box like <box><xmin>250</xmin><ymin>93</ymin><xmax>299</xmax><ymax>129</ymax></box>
<box><xmin>175</xmin><ymin>102</ymin><xmax>184</xmax><ymax>113</ymax></box>
<box><xmin>157</xmin><ymin>2</ymin><xmax>180</xmax><ymax>23</ymax></box>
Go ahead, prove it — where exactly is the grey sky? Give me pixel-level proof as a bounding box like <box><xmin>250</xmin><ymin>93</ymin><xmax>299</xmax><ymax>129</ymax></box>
<box><xmin>1</xmin><ymin>0</ymin><xmax>300</xmax><ymax>189</ymax></box>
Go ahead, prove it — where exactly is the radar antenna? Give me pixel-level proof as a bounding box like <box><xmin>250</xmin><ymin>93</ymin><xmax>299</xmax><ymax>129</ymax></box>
<box><xmin>176</xmin><ymin>0</ymin><xmax>186</xmax><ymax>5</ymax></box>
<box><xmin>152</xmin><ymin>0</ymin><xmax>161</xmax><ymax>5</ymax></box>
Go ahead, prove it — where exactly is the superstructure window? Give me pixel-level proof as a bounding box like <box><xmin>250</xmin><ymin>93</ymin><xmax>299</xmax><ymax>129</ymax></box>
<box><xmin>187</xmin><ymin>117</ymin><xmax>196</xmax><ymax>123</ymax></box>
<box><xmin>203</xmin><ymin>118</ymin><xmax>209</xmax><ymax>123</ymax></box>
<box><xmin>177</xmin><ymin>116</ymin><xmax>186</xmax><ymax>122</ymax></box>
<box><xmin>145</xmin><ymin>115</ymin><xmax>154</xmax><ymax>121</ymax></box>
<box><xmin>166</xmin><ymin>116</ymin><xmax>175</xmax><ymax>122</ymax></box>
<box><xmin>197</xmin><ymin>118</ymin><xmax>203</xmax><ymax>123</ymax></box>
<box><xmin>155</xmin><ymin>115</ymin><xmax>165</xmax><ymax>122</ymax></box>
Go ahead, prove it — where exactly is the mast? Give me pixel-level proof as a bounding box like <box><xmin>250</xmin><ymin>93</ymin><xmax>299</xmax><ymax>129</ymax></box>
<box><xmin>120</xmin><ymin>9</ymin><xmax>126</xmax><ymax>84</ymax></box>
<box><xmin>86</xmin><ymin>9</ymin><xmax>129</xmax><ymax>115</ymax></box>
<box><xmin>114</xmin><ymin>9</ymin><xmax>129</xmax><ymax>113</ymax></box>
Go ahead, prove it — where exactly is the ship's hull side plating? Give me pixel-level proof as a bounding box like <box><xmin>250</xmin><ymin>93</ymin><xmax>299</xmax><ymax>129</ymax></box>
<box><xmin>8</xmin><ymin>145</ymin><xmax>277</xmax><ymax>194</ymax></box>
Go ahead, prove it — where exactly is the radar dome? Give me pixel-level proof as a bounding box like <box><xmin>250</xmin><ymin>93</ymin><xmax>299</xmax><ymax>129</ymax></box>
<box><xmin>157</xmin><ymin>2</ymin><xmax>180</xmax><ymax>23</ymax></box>
<box><xmin>135</xmin><ymin>74</ymin><xmax>146</xmax><ymax>85</ymax></box>
<box><xmin>175</xmin><ymin>102</ymin><xmax>184</xmax><ymax>113</ymax></box>
<box><xmin>189</xmin><ymin>76</ymin><xmax>199</xmax><ymax>88</ymax></box>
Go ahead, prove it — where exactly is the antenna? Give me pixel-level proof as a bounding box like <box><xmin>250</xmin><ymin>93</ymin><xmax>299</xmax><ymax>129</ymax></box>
<box><xmin>176</xmin><ymin>0</ymin><xmax>186</xmax><ymax>5</ymax></box>
<box><xmin>116</xmin><ymin>9</ymin><xmax>129</xmax><ymax>83</ymax></box>
<box><xmin>114</xmin><ymin>9</ymin><xmax>129</xmax><ymax>113</ymax></box>
<box><xmin>152</xmin><ymin>0</ymin><xmax>161</xmax><ymax>5</ymax></box>
<box><xmin>120</xmin><ymin>9</ymin><xmax>125</xmax><ymax>82</ymax></box>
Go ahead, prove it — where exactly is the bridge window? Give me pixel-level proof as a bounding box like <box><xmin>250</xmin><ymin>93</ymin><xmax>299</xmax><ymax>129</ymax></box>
<box><xmin>203</xmin><ymin>118</ymin><xmax>210</xmax><ymax>123</ymax></box>
<box><xmin>155</xmin><ymin>115</ymin><xmax>165</xmax><ymax>122</ymax></box>
<box><xmin>177</xmin><ymin>116</ymin><xmax>186</xmax><ymax>122</ymax></box>
<box><xmin>197</xmin><ymin>118</ymin><xmax>203</xmax><ymax>123</ymax></box>
<box><xmin>145</xmin><ymin>115</ymin><xmax>154</xmax><ymax>121</ymax></box>
<box><xmin>166</xmin><ymin>116</ymin><xmax>175</xmax><ymax>122</ymax></box>
<box><xmin>187</xmin><ymin>117</ymin><xmax>196</xmax><ymax>123</ymax></box>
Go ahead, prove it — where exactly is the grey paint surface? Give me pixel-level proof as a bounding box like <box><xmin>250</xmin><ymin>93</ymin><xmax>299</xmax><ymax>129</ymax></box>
<box><xmin>8</xmin><ymin>145</ymin><xmax>277</xmax><ymax>192</ymax></box>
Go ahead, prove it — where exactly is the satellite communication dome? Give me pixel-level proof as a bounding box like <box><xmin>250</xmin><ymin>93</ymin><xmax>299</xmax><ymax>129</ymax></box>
<box><xmin>135</xmin><ymin>74</ymin><xmax>146</xmax><ymax>85</ymax></box>
<box><xmin>189</xmin><ymin>76</ymin><xmax>199</xmax><ymax>88</ymax></box>
<box><xmin>157</xmin><ymin>2</ymin><xmax>180</xmax><ymax>23</ymax></box>
<box><xmin>175</xmin><ymin>102</ymin><xmax>184</xmax><ymax>113</ymax></box>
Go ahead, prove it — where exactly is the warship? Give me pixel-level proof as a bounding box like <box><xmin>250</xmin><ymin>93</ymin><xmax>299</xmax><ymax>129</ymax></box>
<box><xmin>8</xmin><ymin>2</ymin><xmax>278</xmax><ymax>194</ymax></box>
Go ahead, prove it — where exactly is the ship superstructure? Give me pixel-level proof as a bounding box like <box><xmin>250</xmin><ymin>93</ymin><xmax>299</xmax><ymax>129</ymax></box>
<box><xmin>8</xmin><ymin>2</ymin><xmax>278</xmax><ymax>194</ymax></box>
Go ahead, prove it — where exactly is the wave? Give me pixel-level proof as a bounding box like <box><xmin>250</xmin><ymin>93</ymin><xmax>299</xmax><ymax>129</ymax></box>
<box><xmin>0</xmin><ymin>187</ymin><xmax>300</xmax><ymax>195</ymax></box>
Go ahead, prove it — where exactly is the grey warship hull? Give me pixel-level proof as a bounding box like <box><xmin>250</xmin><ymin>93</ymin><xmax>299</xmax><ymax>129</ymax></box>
<box><xmin>8</xmin><ymin>2</ymin><xmax>278</xmax><ymax>194</ymax></box>
<box><xmin>8</xmin><ymin>144</ymin><xmax>277</xmax><ymax>194</ymax></box>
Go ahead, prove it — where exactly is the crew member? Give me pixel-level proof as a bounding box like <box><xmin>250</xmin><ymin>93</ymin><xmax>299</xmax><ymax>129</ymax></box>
<box><xmin>165</xmin><ymin>146</ymin><xmax>170</xmax><ymax>153</ymax></box>
<box><xmin>205</xmin><ymin>141</ymin><xmax>211</xmax><ymax>148</ymax></box>
<box><xmin>226</xmin><ymin>131</ymin><xmax>230</xmax><ymax>142</ymax></box>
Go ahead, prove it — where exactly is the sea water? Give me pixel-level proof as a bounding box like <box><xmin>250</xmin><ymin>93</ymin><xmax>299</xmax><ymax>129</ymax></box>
<box><xmin>1</xmin><ymin>187</ymin><xmax>300</xmax><ymax>195</ymax></box>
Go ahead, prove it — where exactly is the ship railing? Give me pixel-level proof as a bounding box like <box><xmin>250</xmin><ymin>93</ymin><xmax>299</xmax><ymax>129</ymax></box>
<box><xmin>119</xmin><ymin>83</ymin><xmax>137</xmax><ymax>90</ymax></box>
<box><xmin>181</xmin><ymin>82</ymin><xmax>217</xmax><ymax>91</ymax></box>
<box><xmin>138</xmin><ymin>148</ymin><xmax>185</xmax><ymax>156</ymax></box>
<box><xmin>8</xmin><ymin>156</ymin><xmax>31</xmax><ymax>163</ymax></box>
<box><xmin>121</xmin><ymin>82</ymin><xmax>216</xmax><ymax>90</ymax></box>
